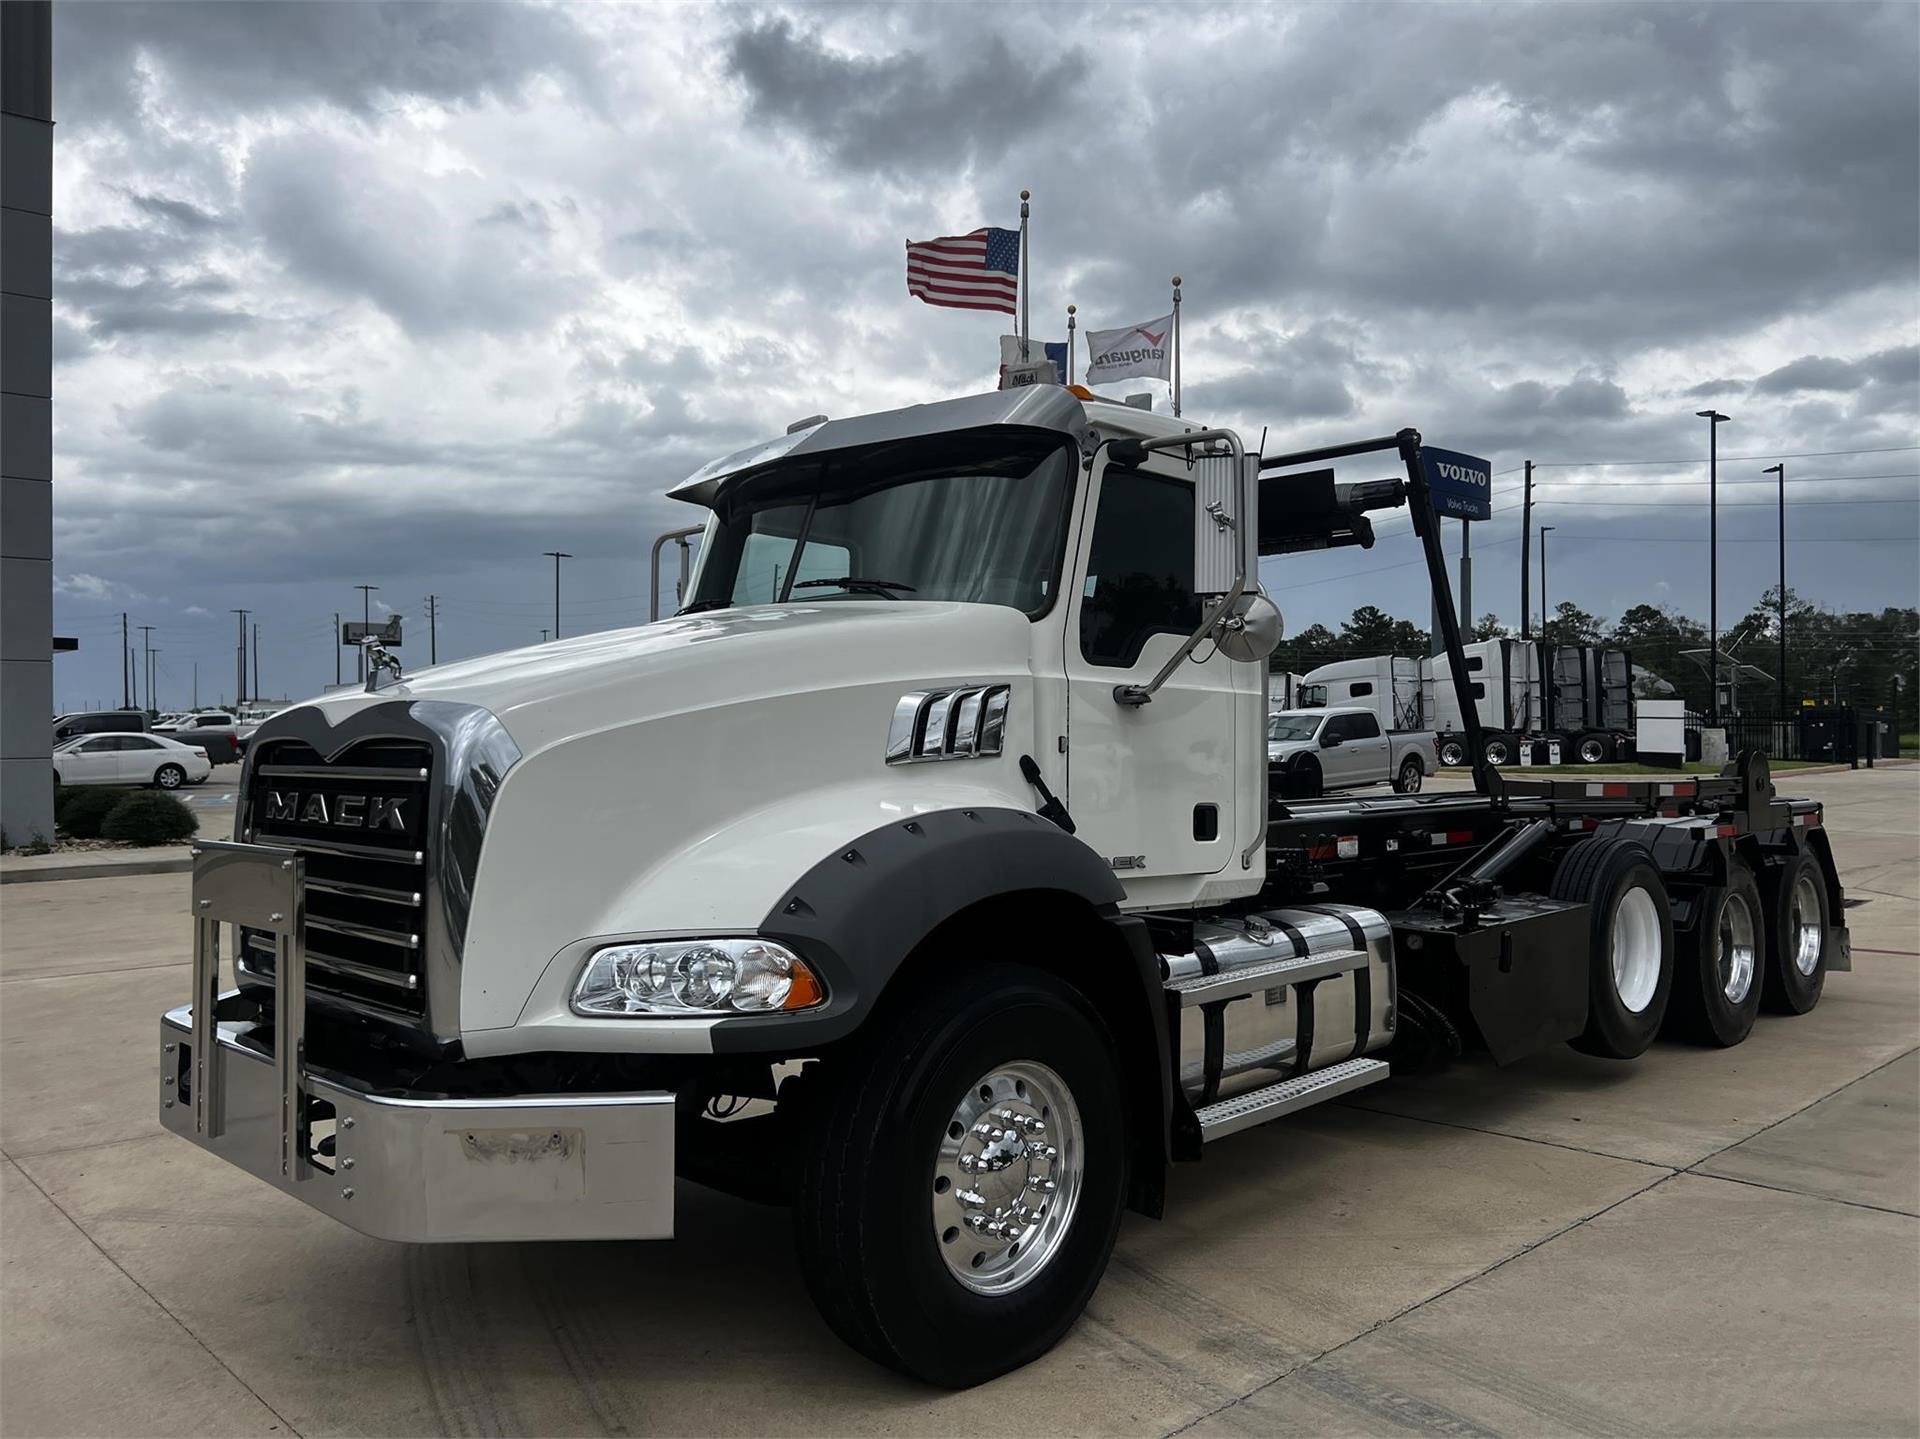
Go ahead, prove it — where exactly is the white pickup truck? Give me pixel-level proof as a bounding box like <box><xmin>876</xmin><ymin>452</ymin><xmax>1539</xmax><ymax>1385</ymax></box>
<box><xmin>1268</xmin><ymin>706</ymin><xmax>1436</xmax><ymax>796</ymax></box>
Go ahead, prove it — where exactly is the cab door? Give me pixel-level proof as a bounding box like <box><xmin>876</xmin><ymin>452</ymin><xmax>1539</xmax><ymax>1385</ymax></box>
<box><xmin>1061</xmin><ymin>453</ymin><xmax>1241</xmax><ymax>899</ymax></box>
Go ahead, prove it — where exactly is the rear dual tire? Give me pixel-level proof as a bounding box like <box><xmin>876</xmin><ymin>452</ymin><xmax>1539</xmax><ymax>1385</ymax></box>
<box><xmin>1761</xmin><ymin>851</ymin><xmax>1830</xmax><ymax>1016</ymax></box>
<box><xmin>1665</xmin><ymin>861</ymin><xmax>1764</xmax><ymax>1047</ymax></box>
<box><xmin>1551</xmin><ymin>837</ymin><xmax>1675</xmax><ymax>1058</ymax></box>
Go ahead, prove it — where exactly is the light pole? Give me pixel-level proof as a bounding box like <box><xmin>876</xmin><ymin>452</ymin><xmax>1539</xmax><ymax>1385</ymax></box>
<box><xmin>138</xmin><ymin>624</ymin><xmax>157</xmax><ymax>714</ymax></box>
<box><xmin>1697</xmin><ymin>409</ymin><xmax>1730</xmax><ymax>722</ymax></box>
<box><xmin>230</xmin><ymin>609</ymin><xmax>248</xmax><ymax>706</ymax></box>
<box><xmin>1538</xmin><ymin>526</ymin><xmax>1555</xmax><ymax>640</ymax></box>
<box><xmin>543</xmin><ymin>551</ymin><xmax>572</xmax><ymax>639</ymax></box>
<box><xmin>1764</xmin><ymin>462</ymin><xmax>1786</xmax><ymax>715</ymax></box>
<box><xmin>354</xmin><ymin>585</ymin><xmax>379</xmax><ymax>681</ymax></box>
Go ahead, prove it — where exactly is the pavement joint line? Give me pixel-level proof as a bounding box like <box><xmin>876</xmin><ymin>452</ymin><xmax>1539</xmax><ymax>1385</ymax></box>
<box><xmin>1</xmin><ymin>959</ymin><xmax>191</xmax><ymax>984</ymax></box>
<box><xmin>2</xmin><ymin>1128</ymin><xmax>172</xmax><ymax>1162</ymax></box>
<box><xmin>1160</xmin><ymin>1166</ymin><xmax>1677</xmax><ymax>1439</ymax></box>
<box><xmin>1335</xmin><ymin>1098</ymin><xmax>1676</xmax><ymax>1171</ymax></box>
<box><xmin>1170</xmin><ymin>1042</ymin><xmax>1920</xmax><ymax>1438</ymax></box>
<box><xmin>0</xmin><ymin>1147</ymin><xmax>305</xmax><ymax>1438</ymax></box>
<box><xmin>1683</xmin><ymin>1166</ymin><xmax>1920</xmax><ymax>1221</ymax></box>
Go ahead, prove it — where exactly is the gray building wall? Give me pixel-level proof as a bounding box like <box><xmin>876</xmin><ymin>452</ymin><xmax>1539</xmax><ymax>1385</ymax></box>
<box><xmin>1</xmin><ymin>1</ymin><xmax>54</xmax><ymax>845</ymax></box>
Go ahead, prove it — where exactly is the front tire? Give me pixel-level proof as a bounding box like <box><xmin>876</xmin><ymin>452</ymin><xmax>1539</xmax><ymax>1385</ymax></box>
<box><xmin>1665</xmin><ymin>861</ymin><xmax>1764</xmax><ymax>1047</ymax></box>
<box><xmin>1394</xmin><ymin>757</ymin><xmax>1424</xmax><ymax>793</ymax></box>
<box><xmin>1438</xmin><ymin>738</ymin><xmax>1466</xmax><ymax>768</ymax></box>
<box><xmin>1761</xmin><ymin>851</ymin><xmax>1829</xmax><ymax>1015</ymax></box>
<box><xmin>1289</xmin><ymin>755</ymin><xmax>1323</xmax><ymax>799</ymax></box>
<box><xmin>1551</xmin><ymin>837</ymin><xmax>1675</xmax><ymax>1058</ymax></box>
<box><xmin>1484</xmin><ymin>734</ymin><xmax>1514</xmax><ymax>766</ymax></box>
<box><xmin>792</xmin><ymin>964</ymin><xmax>1128</xmax><ymax>1387</ymax></box>
<box><xmin>154</xmin><ymin>763</ymin><xmax>185</xmax><ymax>789</ymax></box>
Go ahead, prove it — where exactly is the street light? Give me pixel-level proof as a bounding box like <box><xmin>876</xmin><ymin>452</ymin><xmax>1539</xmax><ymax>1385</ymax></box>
<box><xmin>1696</xmin><ymin>409</ymin><xmax>1730</xmax><ymax>722</ymax></box>
<box><xmin>1539</xmin><ymin>526</ymin><xmax>1555</xmax><ymax>639</ymax></box>
<box><xmin>543</xmin><ymin>551</ymin><xmax>572</xmax><ymax>639</ymax></box>
<box><xmin>1764</xmin><ymin>462</ymin><xmax>1786</xmax><ymax>714</ymax></box>
<box><xmin>354</xmin><ymin>585</ymin><xmax>379</xmax><ymax>682</ymax></box>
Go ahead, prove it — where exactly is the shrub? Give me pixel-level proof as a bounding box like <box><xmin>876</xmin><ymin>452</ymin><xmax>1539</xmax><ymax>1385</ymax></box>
<box><xmin>57</xmin><ymin>786</ymin><xmax>137</xmax><ymax>840</ymax></box>
<box><xmin>100</xmin><ymin>792</ymin><xmax>198</xmax><ymax>847</ymax></box>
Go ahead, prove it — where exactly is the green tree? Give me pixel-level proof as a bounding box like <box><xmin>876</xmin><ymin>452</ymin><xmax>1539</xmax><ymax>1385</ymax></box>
<box><xmin>1540</xmin><ymin>600</ymin><xmax>1602</xmax><ymax>647</ymax></box>
<box><xmin>1468</xmin><ymin>612</ymin><xmax>1510</xmax><ymax>641</ymax></box>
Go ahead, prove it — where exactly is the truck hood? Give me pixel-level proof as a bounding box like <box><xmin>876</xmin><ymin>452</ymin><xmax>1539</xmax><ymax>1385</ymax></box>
<box><xmin>286</xmin><ymin>601</ymin><xmax>1035</xmax><ymax>757</ymax></box>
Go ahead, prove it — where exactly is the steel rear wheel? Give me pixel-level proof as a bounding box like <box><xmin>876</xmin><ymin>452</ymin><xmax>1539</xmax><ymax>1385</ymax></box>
<box><xmin>1394</xmin><ymin>758</ymin><xmax>1424</xmax><ymax>794</ymax></box>
<box><xmin>1438</xmin><ymin>739</ymin><xmax>1466</xmax><ymax>768</ymax></box>
<box><xmin>1761</xmin><ymin>850</ymin><xmax>1830</xmax><ymax>1015</ymax></box>
<box><xmin>1485</xmin><ymin>735</ymin><xmax>1513</xmax><ymax>766</ymax></box>
<box><xmin>1551</xmin><ymin>836</ymin><xmax>1676</xmax><ymax>1058</ymax></box>
<box><xmin>793</xmin><ymin>963</ymin><xmax>1127</xmax><ymax>1387</ymax></box>
<box><xmin>1577</xmin><ymin>734</ymin><xmax>1611</xmax><ymax>765</ymax></box>
<box><xmin>1664</xmin><ymin>861</ymin><xmax>1765</xmax><ymax>1047</ymax></box>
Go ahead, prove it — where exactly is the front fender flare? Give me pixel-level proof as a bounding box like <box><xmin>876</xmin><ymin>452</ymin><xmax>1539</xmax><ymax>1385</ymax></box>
<box><xmin>706</xmin><ymin>806</ymin><xmax>1125</xmax><ymax>1054</ymax></box>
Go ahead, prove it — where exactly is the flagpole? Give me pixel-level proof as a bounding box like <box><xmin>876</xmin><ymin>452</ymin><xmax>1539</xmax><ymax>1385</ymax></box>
<box><xmin>1171</xmin><ymin>275</ymin><xmax>1183</xmax><ymax>417</ymax></box>
<box><xmin>1019</xmin><ymin>189</ymin><xmax>1031</xmax><ymax>361</ymax></box>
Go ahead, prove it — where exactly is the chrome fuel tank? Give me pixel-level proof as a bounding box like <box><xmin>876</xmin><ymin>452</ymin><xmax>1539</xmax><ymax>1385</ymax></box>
<box><xmin>1164</xmin><ymin>904</ymin><xmax>1395</xmax><ymax>1104</ymax></box>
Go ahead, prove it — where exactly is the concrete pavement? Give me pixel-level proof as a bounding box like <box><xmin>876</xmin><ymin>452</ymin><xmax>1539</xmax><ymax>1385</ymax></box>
<box><xmin>0</xmin><ymin>767</ymin><xmax>1914</xmax><ymax>1436</ymax></box>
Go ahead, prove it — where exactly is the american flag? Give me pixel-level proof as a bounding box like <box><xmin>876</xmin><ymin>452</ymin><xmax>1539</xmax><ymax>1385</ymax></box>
<box><xmin>905</xmin><ymin>227</ymin><xmax>1020</xmax><ymax>314</ymax></box>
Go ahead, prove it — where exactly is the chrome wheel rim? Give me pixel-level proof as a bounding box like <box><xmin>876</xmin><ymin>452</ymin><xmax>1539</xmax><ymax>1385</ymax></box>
<box><xmin>1611</xmin><ymin>886</ymin><xmax>1662</xmax><ymax>1013</ymax></box>
<box><xmin>1580</xmin><ymin>739</ymin><xmax>1606</xmax><ymax>763</ymax></box>
<box><xmin>1487</xmin><ymin>741</ymin><xmax>1510</xmax><ymax>765</ymax></box>
<box><xmin>931</xmin><ymin>1061</ymin><xmax>1084</xmax><ymax>1296</ymax></box>
<box><xmin>1440</xmin><ymin>742</ymin><xmax>1463</xmax><ymax>766</ymax></box>
<box><xmin>1401</xmin><ymin>763</ymin><xmax>1422</xmax><ymax>792</ymax></box>
<box><xmin>1716</xmin><ymin>888</ymin><xmax>1758</xmax><ymax>1004</ymax></box>
<box><xmin>157</xmin><ymin>768</ymin><xmax>180</xmax><ymax>788</ymax></box>
<box><xmin>1790</xmin><ymin>872</ymin><xmax>1824</xmax><ymax>976</ymax></box>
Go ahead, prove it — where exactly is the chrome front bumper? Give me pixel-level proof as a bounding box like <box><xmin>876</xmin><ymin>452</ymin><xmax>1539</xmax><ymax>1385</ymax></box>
<box><xmin>159</xmin><ymin>841</ymin><xmax>675</xmax><ymax>1243</ymax></box>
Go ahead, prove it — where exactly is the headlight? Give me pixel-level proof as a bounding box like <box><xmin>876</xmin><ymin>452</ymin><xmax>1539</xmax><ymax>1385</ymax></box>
<box><xmin>571</xmin><ymin>939</ymin><xmax>824</xmax><ymax>1017</ymax></box>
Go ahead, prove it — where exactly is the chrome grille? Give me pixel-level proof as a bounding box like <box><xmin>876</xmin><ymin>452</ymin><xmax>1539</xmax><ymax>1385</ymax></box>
<box><xmin>243</xmin><ymin>738</ymin><xmax>432</xmax><ymax>1017</ymax></box>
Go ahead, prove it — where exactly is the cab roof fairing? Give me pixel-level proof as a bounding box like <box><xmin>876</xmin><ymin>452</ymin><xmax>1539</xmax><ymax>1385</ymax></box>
<box><xmin>664</xmin><ymin>386</ymin><xmax>1227</xmax><ymax>509</ymax></box>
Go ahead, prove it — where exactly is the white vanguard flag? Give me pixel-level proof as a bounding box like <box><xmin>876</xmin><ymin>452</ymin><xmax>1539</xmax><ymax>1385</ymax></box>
<box><xmin>1083</xmin><ymin>313</ymin><xmax>1174</xmax><ymax>385</ymax></box>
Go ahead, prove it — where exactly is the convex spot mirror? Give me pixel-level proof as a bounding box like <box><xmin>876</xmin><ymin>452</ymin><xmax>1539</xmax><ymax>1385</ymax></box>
<box><xmin>1214</xmin><ymin>589</ymin><xmax>1283</xmax><ymax>664</ymax></box>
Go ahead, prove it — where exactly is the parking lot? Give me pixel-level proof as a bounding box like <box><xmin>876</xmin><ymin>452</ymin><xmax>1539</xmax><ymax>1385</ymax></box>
<box><xmin>1</xmin><ymin>766</ymin><xmax>1914</xmax><ymax>1436</ymax></box>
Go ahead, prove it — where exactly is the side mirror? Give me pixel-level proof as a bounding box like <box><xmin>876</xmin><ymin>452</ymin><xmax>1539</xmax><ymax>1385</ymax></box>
<box><xmin>1321</xmin><ymin>733</ymin><xmax>1343</xmax><ymax>748</ymax></box>
<box><xmin>1214</xmin><ymin>589</ymin><xmax>1283</xmax><ymax>664</ymax></box>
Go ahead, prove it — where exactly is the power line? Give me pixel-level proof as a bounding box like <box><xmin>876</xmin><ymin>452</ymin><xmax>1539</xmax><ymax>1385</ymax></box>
<box><xmin>1531</xmin><ymin>444</ymin><xmax>1920</xmax><ymax>468</ymax></box>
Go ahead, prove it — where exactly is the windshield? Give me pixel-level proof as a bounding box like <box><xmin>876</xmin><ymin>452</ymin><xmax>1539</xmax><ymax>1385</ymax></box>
<box><xmin>1267</xmin><ymin>714</ymin><xmax>1321</xmax><ymax>742</ymax></box>
<box><xmin>684</xmin><ymin>431</ymin><xmax>1076</xmax><ymax>616</ymax></box>
<box><xmin>1298</xmin><ymin>684</ymin><xmax>1328</xmax><ymax>709</ymax></box>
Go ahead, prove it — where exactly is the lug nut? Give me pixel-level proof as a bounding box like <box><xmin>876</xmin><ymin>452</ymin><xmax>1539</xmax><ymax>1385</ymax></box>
<box><xmin>957</xmin><ymin>1188</ymin><xmax>986</xmax><ymax>1209</ymax></box>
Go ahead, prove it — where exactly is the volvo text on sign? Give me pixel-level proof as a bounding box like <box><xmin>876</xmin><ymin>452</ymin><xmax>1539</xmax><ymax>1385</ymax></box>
<box><xmin>1421</xmin><ymin>446</ymin><xmax>1493</xmax><ymax>522</ymax></box>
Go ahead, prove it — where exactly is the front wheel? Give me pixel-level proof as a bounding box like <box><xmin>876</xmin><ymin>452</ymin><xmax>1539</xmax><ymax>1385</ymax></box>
<box><xmin>1437</xmin><ymin>738</ymin><xmax>1466</xmax><ymax>768</ymax></box>
<box><xmin>1484</xmin><ymin>735</ymin><xmax>1514</xmax><ymax>766</ymax></box>
<box><xmin>792</xmin><ymin>964</ymin><xmax>1128</xmax><ymax>1387</ymax></box>
<box><xmin>1394</xmin><ymin>757</ymin><xmax>1424</xmax><ymax>793</ymax></box>
<box><xmin>154</xmin><ymin>763</ymin><xmax>185</xmax><ymax>789</ymax></box>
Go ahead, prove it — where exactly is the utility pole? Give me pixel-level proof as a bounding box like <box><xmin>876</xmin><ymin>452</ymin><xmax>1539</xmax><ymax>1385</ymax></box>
<box><xmin>1765</xmin><ymin>462</ymin><xmax>1787</xmax><ymax>714</ymax></box>
<box><xmin>353</xmin><ymin>586</ymin><xmax>379</xmax><ymax>682</ymax></box>
<box><xmin>138</xmin><ymin>625</ymin><xmax>156</xmax><ymax>713</ymax></box>
<box><xmin>252</xmin><ymin>623</ymin><xmax>260</xmax><ymax>704</ymax></box>
<box><xmin>230</xmin><ymin>609</ymin><xmax>249</xmax><ymax>708</ymax></box>
<box><xmin>193</xmin><ymin>661</ymin><xmax>198</xmax><ymax>709</ymax></box>
<box><xmin>1696</xmin><ymin>410</ymin><xmax>1730</xmax><ymax>723</ymax></box>
<box><xmin>1538</xmin><ymin>528</ymin><xmax>1555</xmax><ymax>642</ymax></box>
<box><xmin>121</xmin><ymin>613</ymin><xmax>131</xmax><ymax>707</ymax></box>
<box><xmin>1519</xmin><ymin>460</ymin><xmax>1534</xmax><ymax>638</ymax></box>
<box><xmin>1458</xmin><ymin>519</ymin><xmax>1472</xmax><ymax>630</ymax></box>
<box><xmin>426</xmin><ymin>594</ymin><xmax>438</xmax><ymax>665</ymax></box>
<box><xmin>148</xmin><ymin>650</ymin><xmax>160</xmax><ymax>713</ymax></box>
<box><xmin>333</xmin><ymin>612</ymin><xmax>342</xmax><ymax>686</ymax></box>
<box><xmin>543</xmin><ymin>551</ymin><xmax>572</xmax><ymax>639</ymax></box>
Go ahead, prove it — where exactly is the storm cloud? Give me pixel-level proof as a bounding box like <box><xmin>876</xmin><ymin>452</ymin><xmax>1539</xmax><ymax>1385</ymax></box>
<box><xmin>45</xmin><ymin>1</ymin><xmax>1920</xmax><ymax>709</ymax></box>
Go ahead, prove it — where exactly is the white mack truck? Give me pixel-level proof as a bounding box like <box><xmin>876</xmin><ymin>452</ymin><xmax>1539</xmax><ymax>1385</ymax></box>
<box><xmin>160</xmin><ymin>386</ymin><xmax>1849</xmax><ymax>1387</ymax></box>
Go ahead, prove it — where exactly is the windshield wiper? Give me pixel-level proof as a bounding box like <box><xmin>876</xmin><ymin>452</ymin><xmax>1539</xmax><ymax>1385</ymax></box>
<box><xmin>674</xmin><ymin>598</ymin><xmax>735</xmax><ymax>615</ymax></box>
<box><xmin>793</xmin><ymin>577</ymin><xmax>918</xmax><ymax>598</ymax></box>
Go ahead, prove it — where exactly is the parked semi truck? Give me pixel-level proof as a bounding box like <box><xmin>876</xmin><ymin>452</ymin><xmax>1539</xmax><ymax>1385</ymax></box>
<box><xmin>160</xmin><ymin>387</ymin><xmax>1849</xmax><ymax>1387</ymax></box>
<box><xmin>1306</xmin><ymin>639</ymin><xmax>1637</xmax><ymax>767</ymax></box>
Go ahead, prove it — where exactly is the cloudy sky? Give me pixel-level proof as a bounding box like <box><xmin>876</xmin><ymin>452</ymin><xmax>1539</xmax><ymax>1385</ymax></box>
<box><xmin>49</xmin><ymin>0</ymin><xmax>1920</xmax><ymax>709</ymax></box>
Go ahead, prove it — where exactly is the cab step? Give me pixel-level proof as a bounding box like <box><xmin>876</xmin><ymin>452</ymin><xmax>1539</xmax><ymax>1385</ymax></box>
<box><xmin>1165</xmin><ymin>946</ymin><xmax>1368</xmax><ymax>1007</ymax></box>
<box><xmin>1194</xmin><ymin>1057</ymin><xmax>1390</xmax><ymax>1141</ymax></box>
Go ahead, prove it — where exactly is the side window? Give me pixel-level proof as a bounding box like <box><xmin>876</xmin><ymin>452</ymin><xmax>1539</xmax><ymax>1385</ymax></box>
<box><xmin>1466</xmin><ymin>655</ymin><xmax>1484</xmax><ymax>671</ymax></box>
<box><xmin>125</xmin><ymin>737</ymin><xmax>160</xmax><ymax>750</ymax></box>
<box><xmin>1079</xmin><ymin>469</ymin><xmax>1201</xmax><ymax>667</ymax></box>
<box><xmin>1470</xmin><ymin>682</ymin><xmax>1486</xmax><ymax>699</ymax></box>
<box><xmin>1348</xmin><ymin>712</ymin><xmax>1382</xmax><ymax>739</ymax></box>
<box><xmin>732</xmin><ymin>531</ymin><xmax>852</xmax><ymax>605</ymax></box>
<box><xmin>1324</xmin><ymin>715</ymin><xmax>1354</xmax><ymax>741</ymax></box>
<box><xmin>1349</xmin><ymin>681</ymin><xmax>1374</xmax><ymax>698</ymax></box>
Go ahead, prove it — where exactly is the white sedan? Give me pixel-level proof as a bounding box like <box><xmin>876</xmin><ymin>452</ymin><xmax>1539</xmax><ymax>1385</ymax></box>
<box><xmin>52</xmin><ymin>732</ymin><xmax>213</xmax><ymax>790</ymax></box>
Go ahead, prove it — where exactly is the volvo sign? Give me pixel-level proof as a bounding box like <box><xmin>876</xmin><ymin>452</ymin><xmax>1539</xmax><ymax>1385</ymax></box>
<box><xmin>1421</xmin><ymin>447</ymin><xmax>1493</xmax><ymax>522</ymax></box>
